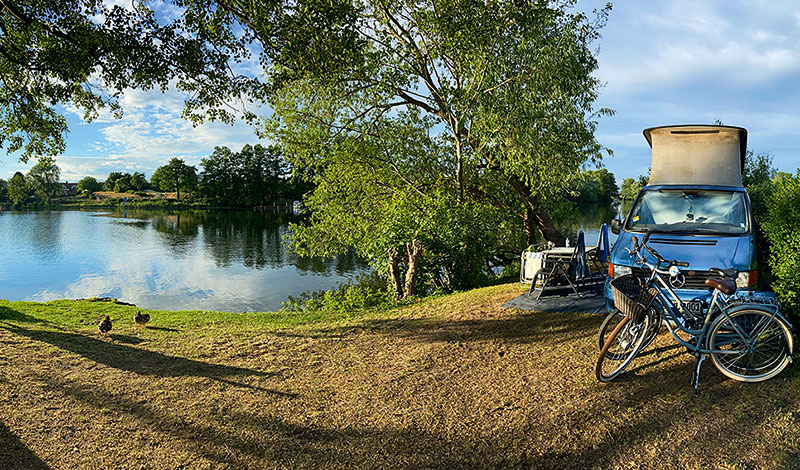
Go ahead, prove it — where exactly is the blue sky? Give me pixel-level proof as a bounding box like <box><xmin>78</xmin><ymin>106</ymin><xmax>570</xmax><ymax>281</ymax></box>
<box><xmin>2</xmin><ymin>0</ymin><xmax>800</xmax><ymax>183</ymax></box>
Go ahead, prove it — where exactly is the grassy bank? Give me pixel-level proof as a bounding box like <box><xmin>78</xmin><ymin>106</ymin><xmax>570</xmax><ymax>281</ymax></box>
<box><xmin>1</xmin><ymin>285</ymin><xmax>799</xmax><ymax>469</ymax></box>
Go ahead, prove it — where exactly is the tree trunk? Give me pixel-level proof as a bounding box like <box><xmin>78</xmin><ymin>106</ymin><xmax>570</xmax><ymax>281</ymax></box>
<box><xmin>529</xmin><ymin>203</ymin><xmax>564</xmax><ymax>246</ymax></box>
<box><xmin>523</xmin><ymin>207</ymin><xmax>538</xmax><ymax>247</ymax></box>
<box><xmin>508</xmin><ymin>177</ymin><xmax>565</xmax><ymax>246</ymax></box>
<box><xmin>388</xmin><ymin>248</ymin><xmax>403</xmax><ymax>300</ymax></box>
<box><xmin>403</xmin><ymin>239</ymin><xmax>423</xmax><ymax>298</ymax></box>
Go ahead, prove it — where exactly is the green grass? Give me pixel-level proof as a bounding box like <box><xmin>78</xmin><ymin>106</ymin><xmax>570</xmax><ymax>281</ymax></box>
<box><xmin>1</xmin><ymin>285</ymin><xmax>800</xmax><ymax>469</ymax></box>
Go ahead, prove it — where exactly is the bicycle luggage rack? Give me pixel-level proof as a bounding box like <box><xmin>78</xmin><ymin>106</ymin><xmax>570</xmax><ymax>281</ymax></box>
<box><xmin>724</xmin><ymin>291</ymin><xmax>781</xmax><ymax>309</ymax></box>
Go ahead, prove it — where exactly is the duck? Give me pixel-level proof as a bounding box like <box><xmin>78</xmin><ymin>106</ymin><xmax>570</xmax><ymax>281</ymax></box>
<box><xmin>97</xmin><ymin>316</ymin><xmax>113</xmax><ymax>336</ymax></box>
<box><xmin>134</xmin><ymin>310</ymin><xmax>150</xmax><ymax>327</ymax></box>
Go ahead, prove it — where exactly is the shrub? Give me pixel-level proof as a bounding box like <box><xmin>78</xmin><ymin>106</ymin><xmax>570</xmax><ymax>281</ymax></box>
<box><xmin>763</xmin><ymin>172</ymin><xmax>800</xmax><ymax>315</ymax></box>
<box><xmin>281</xmin><ymin>272</ymin><xmax>394</xmax><ymax>313</ymax></box>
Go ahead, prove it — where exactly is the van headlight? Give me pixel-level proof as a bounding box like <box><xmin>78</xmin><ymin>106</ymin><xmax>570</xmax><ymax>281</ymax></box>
<box><xmin>613</xmin><ymin>265</ymin><xmax>632</xmax><ymax>278</ymax></box>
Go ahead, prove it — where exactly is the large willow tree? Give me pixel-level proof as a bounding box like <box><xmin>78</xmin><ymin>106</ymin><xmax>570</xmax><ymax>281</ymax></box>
<box><xmin>268</xmin><ymin>0</ymin><xmax>612</xmax><ymax>296</ymax></box>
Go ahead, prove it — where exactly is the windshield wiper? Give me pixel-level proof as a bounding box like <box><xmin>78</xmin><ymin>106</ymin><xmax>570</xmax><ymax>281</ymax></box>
<box><xmin>664</xmin><ymin>228</ymin><xmax>737</xmax><ymax>236</ymax></box>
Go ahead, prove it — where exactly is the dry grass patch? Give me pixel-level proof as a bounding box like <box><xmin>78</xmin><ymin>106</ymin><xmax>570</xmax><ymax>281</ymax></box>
<box><xmin>0</xmin><ymin>285</ymin><xmax>799</xmax><ymax>469</ymax></box>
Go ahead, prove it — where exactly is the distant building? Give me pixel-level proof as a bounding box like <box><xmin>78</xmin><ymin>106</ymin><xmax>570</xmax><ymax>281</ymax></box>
<box><xmin>62</xmin><ymin>182</ymin><xmax>78</xmax><ymax>195</ymax></box>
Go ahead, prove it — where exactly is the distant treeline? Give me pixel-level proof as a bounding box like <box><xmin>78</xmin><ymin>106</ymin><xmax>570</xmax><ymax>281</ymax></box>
<box><xmin>568</xmin><ymin>168</ymin><xmax>619</xmax><ymax>203</ymax></box>
<box><xmin>0</xmin><ymin>144</ymin><xmax>313</xmax><ymax>207</ymax></box>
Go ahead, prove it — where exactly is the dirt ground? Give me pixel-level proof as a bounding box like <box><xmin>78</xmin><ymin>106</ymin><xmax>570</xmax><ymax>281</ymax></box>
<box><xmin>1</xmin><ymin>284</ymin><xmax>799</xmax><ymax>469</ymax></box>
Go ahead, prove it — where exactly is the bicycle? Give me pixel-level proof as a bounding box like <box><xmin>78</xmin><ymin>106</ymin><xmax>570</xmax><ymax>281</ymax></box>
<box><xmin>595</xmin><ymin>229</ymin><xmax>794</xmax><ymax>393</ymax></box>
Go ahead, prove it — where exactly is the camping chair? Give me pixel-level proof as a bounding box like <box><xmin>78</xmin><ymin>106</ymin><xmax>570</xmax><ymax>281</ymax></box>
<box><xmin>528</xmin><ymin>231</ymin><xmax>592</xmax><ymax>299</ymax></box>
<box><xmin>586</xmin><ymin>223</ymin><xmax>610</xmax><ymax>277</ymax></box>
<box><xmin>519</xmin><ymin>242</ymin><xmax>553</xmax><ymax>287</ymax></box>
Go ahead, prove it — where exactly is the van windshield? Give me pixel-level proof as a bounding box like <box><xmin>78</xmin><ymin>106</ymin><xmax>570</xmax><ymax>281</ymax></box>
<box><xmin>626</xmin><ymin>189</ymin><xmax>749</xmax><ymax>235</ymax></box>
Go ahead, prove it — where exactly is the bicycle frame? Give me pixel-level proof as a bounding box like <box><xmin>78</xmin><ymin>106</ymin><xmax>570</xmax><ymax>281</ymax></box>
<box><xmin>633</xmin><ymin>251</ymin><xmax>782</xmax><ymax>357</ymax></box>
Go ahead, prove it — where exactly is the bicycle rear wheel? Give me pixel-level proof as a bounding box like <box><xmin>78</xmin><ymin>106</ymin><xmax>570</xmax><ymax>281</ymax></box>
<box><xmin>596</xmin><ymin>314</ymin><xmax>650</xmax><ymax>382</ymax></box>
<box><xmin>709</xmin><ymin>308</ymin><xmax>794</xmax><ymax>382</ymax></box>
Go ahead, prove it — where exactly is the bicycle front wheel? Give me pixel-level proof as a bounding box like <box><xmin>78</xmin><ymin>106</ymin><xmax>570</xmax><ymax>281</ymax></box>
<box><xmin>709</xmin><ymin>308</ymin><xmax>794</xmax><ymax>382</ymax></box>
<box><xmin>596</xmin><ymin>314</ymin><xmax>650</xmax><ymax>382</ymax></box>
<box><xmin>597</xmin><ymin>304</ymin><xmax>662</xmax><ymax>354</ymax></box>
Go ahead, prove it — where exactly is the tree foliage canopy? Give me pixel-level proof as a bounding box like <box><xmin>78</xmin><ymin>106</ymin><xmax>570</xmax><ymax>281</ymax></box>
<box><xmin>620</xmin><ymin>174</ymin><xmax>648</xmax><ymax>201</ymax></box>
<box><xmin>151</xmin><ymin>158</ymin><xmax>198</xmax><ymax>200</ymax></box>
<box><xmin>200</xmin><ymin>144</ymin><xmax>287</xmax><ymax>206</ymax></box>
<box><xmin>26</xmin><ymin>156</ymin><xmax>61</xmax><ymax>203</ymax></box>
<box><xmin>273</xmin><ymin>0</ymin><xmax>612</xmax><ymax>295</ymax></box>
<box><xmin>8</xmin><ymin>171</ymin><xmax>26</xmax><ymax>205</ymax></box>
<box><xmin>571</xmin><ymin>168</ymin><xmax>619</xmax><ymax>202</ymax></box>
<box><xmin>77</xmin><ymin>176</ymin><xmax>102</xmax><ymax>193</ymax></box>
<box><xmin>0</xmin><ymin>0</ymin><xmax>266</xmax><ymax>161</ymax></box>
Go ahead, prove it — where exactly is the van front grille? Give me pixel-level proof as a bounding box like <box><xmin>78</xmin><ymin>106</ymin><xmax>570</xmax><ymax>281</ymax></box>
<box><xmin>631</xmin><ymin>267</ymin><xmax>714</xmax><ymax>290</ymax></box>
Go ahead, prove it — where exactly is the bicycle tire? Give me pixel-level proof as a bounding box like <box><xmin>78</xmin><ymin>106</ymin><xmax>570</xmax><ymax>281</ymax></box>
<box><xmin>708</xmin><ymin>308</ymin><xmax>794</xmax><ymax>382</ymax></box>
<box><xmin>597</xmin><ymin>304</ymin><xmax>662</xmax><ymax>354</ymax></box>
<box><xmin>596</xmin><ymin>313</ymin><xmax>650</xmax><ymax>382</ymax></box>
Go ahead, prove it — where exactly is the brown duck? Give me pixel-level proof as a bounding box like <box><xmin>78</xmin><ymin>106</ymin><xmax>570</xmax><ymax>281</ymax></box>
<box><xmin>97</xmin><ymin>316</ymin><xmax>112</xmax><ymax>336</ymax></box>
<box><xmin>134</xmin><ymin>310</ymin><xmax>150</xmax><ymax>327</ymax></box>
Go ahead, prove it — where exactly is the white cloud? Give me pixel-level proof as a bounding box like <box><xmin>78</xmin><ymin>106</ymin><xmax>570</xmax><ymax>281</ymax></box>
<box><xmin>60</xmin><ymin>79</ymin><xmax>271</xmax><ymax>178</ymax></box>
<box><xmin>595</xmin><ymin>1</ymin><xmax>800</xmax><ymax>95</ymax></box>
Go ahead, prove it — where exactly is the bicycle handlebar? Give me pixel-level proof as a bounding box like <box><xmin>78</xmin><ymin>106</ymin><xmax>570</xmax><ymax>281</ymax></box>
<box><xmin>629</xmin><ymin>230</ymin><xmax>690</xmax><ymax>269</ymax></box>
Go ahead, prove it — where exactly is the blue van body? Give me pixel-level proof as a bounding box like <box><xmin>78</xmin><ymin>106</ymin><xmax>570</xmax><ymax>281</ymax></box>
<box><xmin>604</xmin><ymin>184</ymin><xmax>757</xmax><ymax>312</ymax></box>
<box><xmin>605</xmin><ymin>124</ymin><xmax>756</xmax><ymax>312</ymax></box>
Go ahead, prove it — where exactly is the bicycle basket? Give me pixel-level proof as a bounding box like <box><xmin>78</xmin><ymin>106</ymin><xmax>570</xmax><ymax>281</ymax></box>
<box><xmin>610</xmin><ymin>274</ymin><xmax>658</xmax><ymax>323</ymax></box>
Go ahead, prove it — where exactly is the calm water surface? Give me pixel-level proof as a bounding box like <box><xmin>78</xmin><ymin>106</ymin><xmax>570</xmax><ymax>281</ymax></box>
<box><xmin>0</xmin><ymin>209</ymin><xmax>369</xmax><ymax>312</ymax></box>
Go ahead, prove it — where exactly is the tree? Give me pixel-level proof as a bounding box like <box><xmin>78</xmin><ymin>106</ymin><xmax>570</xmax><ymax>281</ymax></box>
<box><xmin>77</xmin><ymin>176</ymin><xmax>102</xmax><ymax>193</ymax></box>
<box><xmin>151</xmin><ymin>158</ymin><xmax>198</xmax><ymax>201</ymax></box>
<box><xmin>26</xmin><ymin>157</ymin><xmax>61</xmax><ymax>203</ymax></box>
<box><xmin>289</xmin><ymin>115</ymin><xmax>503</xmax><ymax>297</ymax></box>
<box><xmin>113</xmin><ymin>174</ymin><xmax>133</xmax><ymax>193</ymax></box>
<box><xmin>0</xmin><ymin>0</ymin><xmax>263</xmax><ymax>162</ymax></box>
<box><xmin>8</xmin><ymin>172</ymin><xmax>27</xmax><ymax>205</ymax></box>
<box><xmin>271</xmin><ymin>1</ymin><xmax>610</xmax><ymax>248</ymax></box>
<box><xmin>130</xmin><ymin>172</ymin><xmax>148</xmax><ymax>191</ymax></box>
<box><xmin>620</xmin><ymin>174</ymin><xmax>649</xmax><ymax>201</ymax></box>
<box><xmin>104</xmin><ymin>172</ymin><xmax>123</xmax><ymax>191</ymax></box>
<box><xmin>200</xmin><ymin>144</ymin><xmax>288</xmax><ymax>206</ymax></box>
<box><xmin>573</xmin><ymin>169</ymin><xmax>619</xmax><ymax>202</ymax></box>
<box><xmin>0</xmin><ymin>179</ymin><xmax>7</xmax><ymax>202</ymax></box>
<box><xmin>273</xmin><ymin>0</ymin><xmax>611</xmax><ymax>295</ymax></box>
<box><xmin>743</xmin><ymin>151</ymin><xmax>775</xmax><ymax>187</ymax></box>
<box><xmin>240</xmin><ymin>144</ymin><xmax>286</xmax><ymax>206</ymax></box>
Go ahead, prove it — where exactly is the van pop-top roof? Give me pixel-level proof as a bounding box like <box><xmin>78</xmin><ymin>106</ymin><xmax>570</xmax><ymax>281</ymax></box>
<box><xmin>643</xmin><ymin>124</ymin><xmax>748</xmax><ymax>187</ymax></box>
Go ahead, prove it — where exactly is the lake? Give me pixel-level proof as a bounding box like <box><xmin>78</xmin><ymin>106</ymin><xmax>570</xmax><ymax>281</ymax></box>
<box><xmin>0</xmin><ymin>203</ymin><xmax>621</xmax><ymax>312</ymax></box>
<box><xmin>0</xmin><ymin>209</ymin><xmax>370</xmax><ymax>312</ymax></box>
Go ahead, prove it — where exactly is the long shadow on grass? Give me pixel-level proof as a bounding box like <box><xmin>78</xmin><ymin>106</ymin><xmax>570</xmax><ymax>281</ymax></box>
<box><xmin>0</xmin><ymin>420</ymin><xmax>50</xmax><ymax>469</ymax></box>
<box><xmin>0</xmin><ymin>306</ymin><xmax>48</xmax><ymax>325</ymax></box>
<box><xmin>0</xmin><ymin>319</ymin><xmax>283</xmax><ymax>390</ymax></box>
<box><xmin>305</xmin><ymin>310</ymin><xmax>601</xmax><ymax>345</ymax></box>
<box><xmin>38</xmin><ymin>373</ymin><xmax>478</xmax><ymax>468</ymax></box>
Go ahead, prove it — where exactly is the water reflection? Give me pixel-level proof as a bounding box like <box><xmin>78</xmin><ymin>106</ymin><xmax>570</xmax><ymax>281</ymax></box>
<box><xmin>0</xmin><ymin>209</ymin><xmax>370</xmax><ymax>312</ymax></box>
<box><xmin>27</xmin><ymin>211</ymin><xmax>65</xmax><ymax>263</ymax></box>
<box><xmin>555</xmin><ymin>202</ymin><xmax>623</xmax><ymax>246</ymax></box>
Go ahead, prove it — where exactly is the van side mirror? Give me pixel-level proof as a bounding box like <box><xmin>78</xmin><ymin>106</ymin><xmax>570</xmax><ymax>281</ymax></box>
<box><xmin>610</xmin><ymin>219</ymin><xmax>622</xmax><ymax>235</ymax></box>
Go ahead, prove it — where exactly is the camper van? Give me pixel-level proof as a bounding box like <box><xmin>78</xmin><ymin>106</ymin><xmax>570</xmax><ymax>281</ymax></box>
<box><xmin>606</xmin><ymin>125</ymin><xmax>757</xmax><ymax>313</ymax></box>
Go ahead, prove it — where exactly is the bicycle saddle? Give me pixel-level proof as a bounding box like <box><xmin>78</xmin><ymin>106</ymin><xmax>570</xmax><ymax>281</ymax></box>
<box><xmin>709</xmin><ymin>267</ymin><xmax>738</xmax><ymax>279</ymax></box>
<box><xmin>705</xmin><ymin>277</ymin><xmax>736</xmax><ymax>295</ymax></box>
